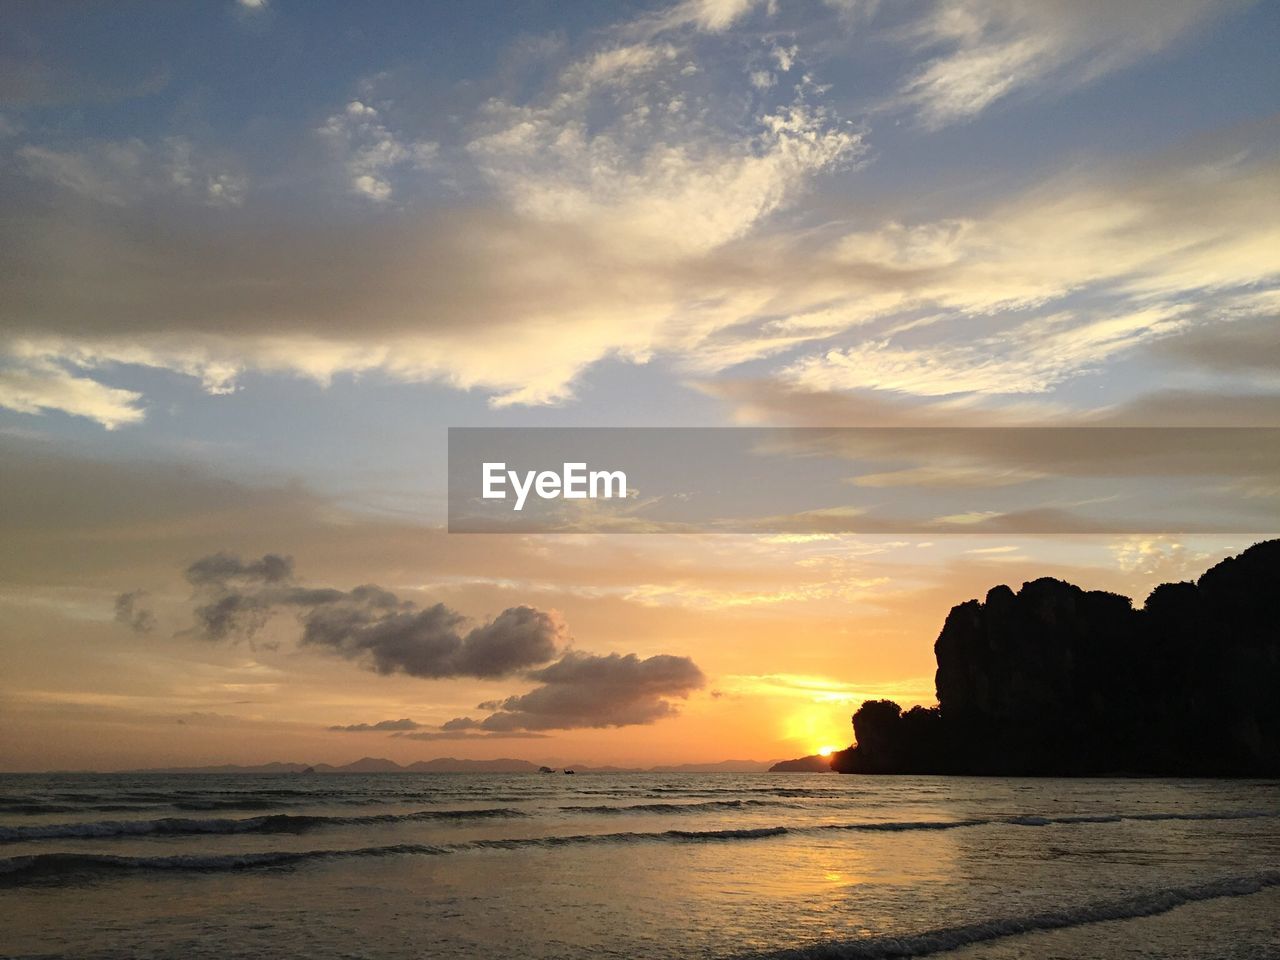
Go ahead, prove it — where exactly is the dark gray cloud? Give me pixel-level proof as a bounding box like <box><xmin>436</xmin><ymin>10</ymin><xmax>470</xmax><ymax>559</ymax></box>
<box><xmin>328</xmin><ymin>718</ymin><xmax>423</xmax><ymax>732</ymax></box>
<box><xmin>1152</xmin><ymin>313</ymin><xmax>1280</xmax><ymax>376</ymax></box>
<box><xmin>0</xmin><ymin>52</ymin><xmax>168</xmax><ymax>108</ymax></box>
<box><xmin>186</xmin><ymin>552</ymin><xmax>294</xmax><ymax>587</ymax></box>
<box><xmin>170</xmin><ymin>552</ymin><xmax>707</xmax><ymax>734</ymax></box>
<box><xmin>297</xmin><ymin>596</ymin><xmax>563</xmax><ymax>680</ymax></box>
<box><xmin>702</xmin><ymin>376</ymin><xmax>1280</xmax><ymax>431</ymax></box>
<box><xmin>447</xmin><ymin>651</ymin><xmax>707</xmax><ymax>732</ymax></box>
<box><xmin>184</xmin><ymin>552</ymin><xmax>565</xmax><ymax>679</ymax></box>
<box><xmin>183</xmin><ymin>553</ymin><xmax>301</xmax><ymax>641</ymax></box>
<box><xmin>1092</xmin><ymin>389</ymin><xmax>1280</xmax><ymax>428</ymax></box>
<box><xmin>113</xmin><ymin>590</ymin><xmax>155</xmax><ymax>634</ymax></box>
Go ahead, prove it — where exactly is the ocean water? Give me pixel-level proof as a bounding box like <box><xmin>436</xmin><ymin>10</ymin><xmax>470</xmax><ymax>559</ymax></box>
<box><xmin>1</xmin><ymin>773</ymin><xmax>1277</xmax><ymax>959</ymax></box>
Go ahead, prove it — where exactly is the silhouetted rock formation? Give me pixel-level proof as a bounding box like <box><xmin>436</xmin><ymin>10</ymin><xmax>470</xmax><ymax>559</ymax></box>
<box><xmin>832</xmin><ymin>540</ymin><xmax>1280</xmax><ymax>777</ymax></box>
<box><xmin>768</xmin><ymin>754</ymin><xmax>834</xmax><ymax>772</ymax></box>
<box><xmin>831</xmin><ymin>701</ymin><xmax>947</xmax><ymax>774</ymax></box>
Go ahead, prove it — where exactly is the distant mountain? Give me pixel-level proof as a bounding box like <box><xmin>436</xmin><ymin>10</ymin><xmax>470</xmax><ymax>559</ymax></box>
<box><xmin>128</xmin><ymin>757</ymin><xmax>540</xmax><ymax>774</ymax></box>
<box><xmin>328</xmin><ymin>756</ymin><xmax>402</xmax><ymax>773</ymax></box>
<box><xmin>565</xmin><ymin>760</ymin><xmax>780</xmax><ymax>774</ymax></box>
<box><xmin>768</xmin><ymin>755</ymin><xmax>833</xmax><ymax>773</ymax></box>
<box><xmin>405</xmin><ymin>758</ymin><xmax>540</xmax><ymax>773</ymax></box>
<box><xmin>125</xmin><ymin>761</ymin><xmax>313</xmax><ymax>774</ymax></box>
<box><xmin>120</xmin><ymin>756</ymin><xmax>791</xmax><ymax>775</ymax></box>
<box><xmin>651</xmin><ymin>759</ymin><xmax>777</xmax><ymax>773</ymax></box>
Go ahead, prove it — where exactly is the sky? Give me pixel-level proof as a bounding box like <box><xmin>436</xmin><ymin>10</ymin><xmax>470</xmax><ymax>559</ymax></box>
<box><xmin>1</xmin><ymin>0</ymin><xmax>1277</xmax><ymax>771</ymax></box>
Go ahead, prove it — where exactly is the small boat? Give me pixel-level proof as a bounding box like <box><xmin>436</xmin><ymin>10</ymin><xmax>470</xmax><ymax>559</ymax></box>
<box><xmin>538</xmin><ymin>766</ymin><xmax>554</xmax><ymax>774</ymax></box>
<box><xmin>563</xmin><ymin>768</ymin><xmax>575</xmax><ymax>775</ymax></box>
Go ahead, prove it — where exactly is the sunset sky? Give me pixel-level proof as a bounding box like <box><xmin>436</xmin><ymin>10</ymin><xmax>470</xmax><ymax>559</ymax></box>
<box><xmin>1</xmin><ymin>0</ymin><xmax>1277</xmax><ymax>771</ymax></box>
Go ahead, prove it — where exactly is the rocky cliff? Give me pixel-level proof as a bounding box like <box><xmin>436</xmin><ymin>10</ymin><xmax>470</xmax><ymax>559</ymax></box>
<box><xmin>831</xmin><ymin>539</ymin><xmax>1280</xmax><ymax>776</ymax></box>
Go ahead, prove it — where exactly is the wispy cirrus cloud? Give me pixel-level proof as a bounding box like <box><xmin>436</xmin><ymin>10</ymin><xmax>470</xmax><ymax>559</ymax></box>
<box><xmin>0</xmin><ymin>360</ymin><xmax>145</xmax><ymax>430</ymax></box>
<box><xmin>893</xmin><ymin>0</ymin><xmax>1248</xmax><ymax>128</ymax></box>
<box><xmin>0</xmin><ymin>7</ymin><xmax>859</xmax><ymax>418</ymax></box>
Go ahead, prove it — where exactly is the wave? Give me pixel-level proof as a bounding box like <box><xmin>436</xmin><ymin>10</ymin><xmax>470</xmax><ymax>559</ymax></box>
<box><xmin>3</xmin><ymin>804</ymin><xmax>1269</xmax><ymax>846</ymax></box>
<box><xmin>0</xmin><ymin>807</ymin><xmax>527</xmax><ymax>843</ymax></box>
<box><xmin>0</xmin><ymin>843</ymin><xmax>453</xmax><ymax>883</ymax></box>
<box><xmin>559</xmin><ymin>799</ymin><xmax>792</xmax><ymax>815</ymax></box>
<box><xmin>469</xmin><ymin>827</ymin><xmax>792</xmax><ymax>852</ymax></box>
<box><xmin>3</xmin><ymin>808</ymin><xmax>1274</xmax><ymax>883</ymax></box>
<box><xmin>1005</xmin><ymin>810</ymin><xmax>1275</xmax><ymax>827</ymax></box>
<box><xmin>5</xmin><ymin>822</ymin><xmax>1277</xmax><ymax>899</ymax></box>
<box><xmin>0</xmin><ymin>827</ymin><xmax>793</xmax><ymax>884</ymax></box>
<box><xmin>170</xmin><ymin>799</ymin><xmax>299</xmax><ymax>811</ymax></box>
<box><xmin>646</xmin><ymin>786</ymin><xmax>851</xmax><ymax>799</ymax></box>
<box><xmin>0</xmin><ymin>803</ymin><xmax>79</xmax><ymax>815</ymax></box>
<box><xmin>3</xmin><ymin>807</ymin><xmax>1277</xmax><ymax>886</ymax></box>
<box><xmin>823</xmin><ymin>810</ymin><xmax>1275</xmax><ymax>833</ymax></box>
<box><xmin>737</xmin><ymin>870</ymin><xmax>1280</xmax><ymax>959</ymax></box>
<box><xmin>824</xmin><ymin>819</ymin><xmax>991</xmax><ymax>832</ymax></box>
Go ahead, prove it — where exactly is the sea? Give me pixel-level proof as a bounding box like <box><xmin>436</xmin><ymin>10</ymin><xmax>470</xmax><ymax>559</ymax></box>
<box><xmin>1</xmin><ymin>773</ymin><xmax>1277</xmax><ymax>959</ymax></box>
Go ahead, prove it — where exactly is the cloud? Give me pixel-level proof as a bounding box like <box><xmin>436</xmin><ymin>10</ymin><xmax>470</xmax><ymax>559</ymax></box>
<box><xmin>318</xmin><ymin>98</ymin><xmax>437</xmax><ymax>202</ymax></box>
<box><xmin>182</xmin><ymin>552</ymin><xmax>567</xmax><ymax>679</ymax></box>
<box><xmin>19</xmin><ymin>137</ymin><xmax>247</xmax><ymax>207</ymax></box>
<box><xmin>1110</xmin><ymin>535</ymin><xmax>1205</xmax><ymax>581</ymax></box>
<box><xmin>0</xmin><ymin>29</ymin><xmax>860</xmax><ymax>418</ymax></box>
<box><xmin>465</xmin><ymin>43</ymin><xmax>862</xmax><ymax>283</ymax></box>
<box><xmin>447</xmin><ymin>651</ymin><xmax>707</xmax><ymax>731</ymax></box>
<box><xmin>166</xmin><ymin>549</ymin><xmax>709</xmax><ymax>735</ymax></box>
<box><xmin>186</xmin><ymin>552</ymin><xmax>294</xmax><ymax>587</ymax></box>
<box><xmin>894</xmin><ymin>0</ymin><xmax>1246</xmax><ymax>127</ymax></box>
<box><xmin>699</xmin><ymin>377</ymin><xmax>1280</xmax><ymax>430</ymax></box>
<box><xmin>299</xmin><ymin>597</ymin><xmax>566</xmax><ymax>680</ymax></box>
<box><xmin>781</xmin><ymin>304</ymin><xmax>1190</xmax><ymax>396</ymax></box>
<box><xmin>328</xmin><ymin>718</ymin><xmax>423</xmax><ymax>732</ymax></box>
<box><xmin>1091</xmin><ymin>390</ymin><xmax>1280</xmax><ymax>427</ymax></box>
<box><xmin>0</xmin><ymin>360</ymin><xmax>145</xmax><ymax>429</ymax></box>
<box><xmin>680</xmin><ymin>0</ymin><xmax>761</xmax><ymax>32</ymax></box>
<box><xmin>1</xmin><ymin>4</ymin><xmax>1268</xmax><ymax>429</ymax></box>
<box><xmin>738</xmin><ymin>147</ymin><xmax>1280</xmax><ymax>401</ymax></box>
<box><xmin>1151</xmin><ymin>304</ymin><xmax>1280</xmax><ymax>377</ymax></box>
<box><xmin>114</xmin><ymin>590</ymin><xmax>156</xmax><ymax>634</ymax></box>
<box><xmin>637</xmin><ymin>0</ymin><xmax>768</xmax><ymax>34</ymax></box>
<box><xmin>0</xmin><ymin>51</ymin><xmax>168</xmax><ymax>108</ymax></box>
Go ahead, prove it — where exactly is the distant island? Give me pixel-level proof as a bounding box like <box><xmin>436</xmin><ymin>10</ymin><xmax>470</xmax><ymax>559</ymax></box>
<box><xmin>768</xmin><ymin>754</ymin><xmax>833</xmax><ymax>773</ymax></box>
<box><xmin>826</xmin><ymin>539</ymin><xmax>1280</xmax><ymax>777</ymax></box>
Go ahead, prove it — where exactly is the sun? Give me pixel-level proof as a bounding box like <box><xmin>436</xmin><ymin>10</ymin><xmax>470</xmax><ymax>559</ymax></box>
<box><xmin>816</xmin><ymin>745</ymin><xmax>836</xmax><ymax>757</ymax></box>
